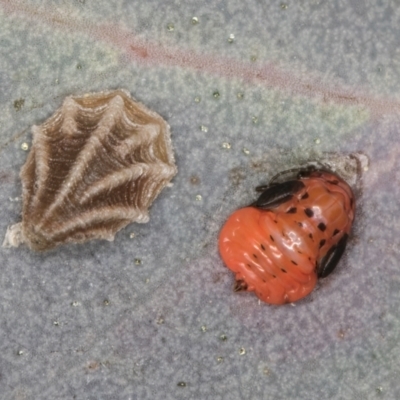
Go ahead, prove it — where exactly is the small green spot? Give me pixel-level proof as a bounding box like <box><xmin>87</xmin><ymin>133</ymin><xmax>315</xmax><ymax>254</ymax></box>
<box><xmin>14</xmin><ymin>99</ymin><xmax>25</xmax><ymax>111</ymax></box>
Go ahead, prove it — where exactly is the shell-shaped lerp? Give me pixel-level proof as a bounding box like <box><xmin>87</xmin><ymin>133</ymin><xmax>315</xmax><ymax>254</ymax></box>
<box><xmin>3</xmin><ymin>90</ymin><xmax>177</xmax><ymax>251</ymax></box>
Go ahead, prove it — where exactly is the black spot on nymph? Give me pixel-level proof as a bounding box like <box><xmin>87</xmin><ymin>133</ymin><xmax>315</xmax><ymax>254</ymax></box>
<box><xmin>301</xmin><ymin>192</ymin><xmax>309</xmax><ymax>200</ymax></box>
<box><xmin>304</xmin><ymin>208</ymin><xmax>314</xmax><ymax>218</ymax></box>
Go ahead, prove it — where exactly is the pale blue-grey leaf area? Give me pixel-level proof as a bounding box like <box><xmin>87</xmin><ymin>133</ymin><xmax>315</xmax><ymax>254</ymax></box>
<box><xmin>0</xmin><ymin>1</ymin><xmax>399</xmax><ymax>399</ymax></box>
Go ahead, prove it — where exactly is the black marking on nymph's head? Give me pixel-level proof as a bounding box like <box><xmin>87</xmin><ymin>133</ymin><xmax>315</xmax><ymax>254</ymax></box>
<box><xmin>253</xmin><ymin>180</ymin><xmax>305</xmax><ymax>210</ymax></box>
<box><xmin>317</xmin><ymin>234</ymin><xmax>349</xmax><ymax>278</ymax></box>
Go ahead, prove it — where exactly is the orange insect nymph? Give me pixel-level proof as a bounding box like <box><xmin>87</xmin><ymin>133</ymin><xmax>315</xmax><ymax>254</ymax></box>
<box><xmin>219</xmin><ymin>169</ymin><xmax>355</xmax><ymax>305</ymax></box>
